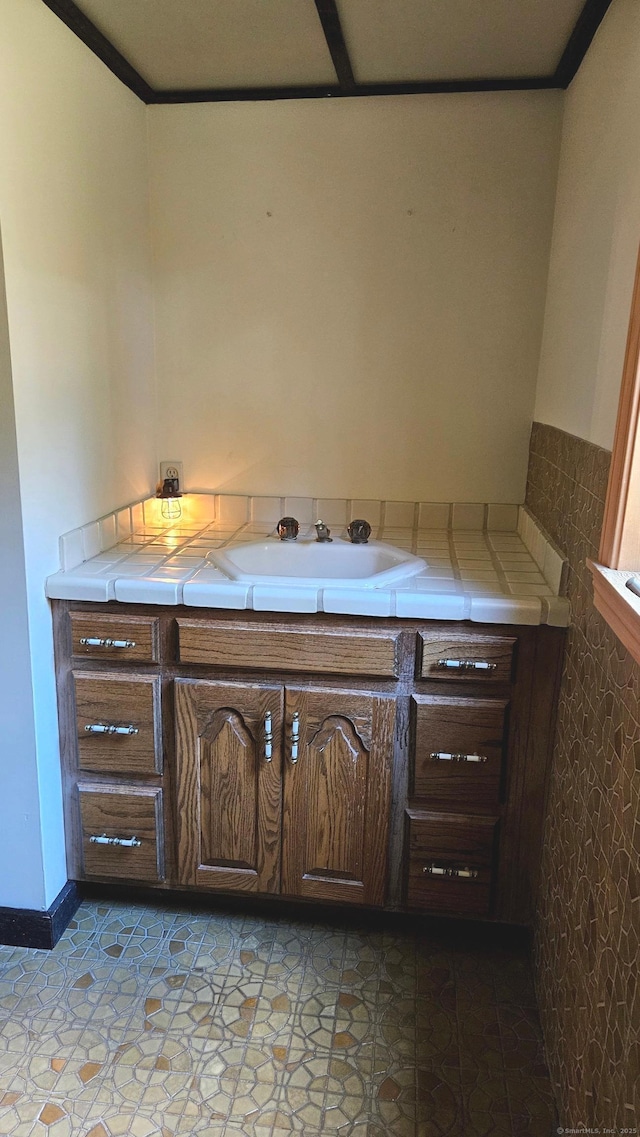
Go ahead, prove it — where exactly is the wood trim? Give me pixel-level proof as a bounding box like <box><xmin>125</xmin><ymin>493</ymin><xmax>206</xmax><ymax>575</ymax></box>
<box><xmin>554</xmin><ymin>0</ymin><xmax>614</xmax><ymax>88</ymax></box>
<box><xmin>313</xmin><ymin>0</ymin><xmax>355</xmax><ymax>91</ymax></box>
<box><xmin>589</xmin><ymin>560</ymin><xmax>640</xmax><ymax>666</ymax></box>
<box><xmin>41</xmin><ymin>0</ymin><xmax>155</xmax><ymax>103</ymax></box>
<box><xmin>0</xmin><ymin>881</ymin><xmax>80</xmax><ymax>949</ymax></box>
<box><xmin>599</xmin><ymin>242</ymin><xmax>640</xmax><ymax>569</ymax></box>
<box><xmin>41</xmin><ymin>0</ymin><xmax>610</xmax><ymax>105</ymax></box>
<box><xmin>152</xmin><ymin>76</ymin><xmax>560</xmax><ymax>104</ymax></box>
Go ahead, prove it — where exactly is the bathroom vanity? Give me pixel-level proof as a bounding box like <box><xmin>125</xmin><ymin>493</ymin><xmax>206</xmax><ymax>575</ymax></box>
<box><xmin>52</xmin><ymin>601</ymin><xmax>564</xmax><ymax>926</ymax></box>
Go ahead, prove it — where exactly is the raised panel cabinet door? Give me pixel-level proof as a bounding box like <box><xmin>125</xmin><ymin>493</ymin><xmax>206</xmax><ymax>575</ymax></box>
<box><xmin>282</xmin><ymin>687</ymin><xmax>395</xmax><ymax>907</ymax></box>
<box><xmin>174</xmin><ymin>679</ymin><xmax>283</xmax><ymax>893</ymax></box>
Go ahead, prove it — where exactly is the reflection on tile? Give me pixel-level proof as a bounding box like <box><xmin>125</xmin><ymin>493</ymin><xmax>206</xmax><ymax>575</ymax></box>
<box><xmin>0</xmin><ymin>899</ymin><xmax>554</xmax><ymax>1134</ymax></box>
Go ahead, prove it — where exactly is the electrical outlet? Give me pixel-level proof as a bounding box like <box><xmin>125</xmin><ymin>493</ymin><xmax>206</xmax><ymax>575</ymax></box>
<box><xmin>160</xmin><ymin>460</ymin><xmax>183</xmax><ymax>487</ymax></box>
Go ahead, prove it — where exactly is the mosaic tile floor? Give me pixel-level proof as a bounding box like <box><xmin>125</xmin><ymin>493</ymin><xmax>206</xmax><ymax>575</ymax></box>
<box><xmin>0</xmin><ymin>900</ymin><xmax>555</xmax><ymax>1136</ymax></box>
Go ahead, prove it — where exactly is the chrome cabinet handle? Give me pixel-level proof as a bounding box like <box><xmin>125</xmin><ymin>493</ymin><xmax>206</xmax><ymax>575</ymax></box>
<box><xmin>89</xmin><ymin>834</ymin><xmax>141</xmax><ymax>847</ymax></box>
<box><xmin>430</xmin><ymin>751</ymin><xmax>488</xmax><ymax>763</ymax></box>
<box><xmin>264</xmin><ymin>712</ymin><xmax>273</xmax><ymax>762</ymax></box>
<box><xmin>84</xmin><ymin>724</ymin><xmax>139</xmax><ymax>736</ymax></box>
<box><xmin>436</xmin><ymin>659</ymin><xmax>497</xmax><ymax>672</ymax></box>
<box><xmin>80</xmin><ymin>637</ymin><xmax>136</xmax><ymax>649</ymax></box>
<box><xmin>423</xmin><ymin>864</ymin><xmax>478</xmax><ymax>879</ymax></box>
<box><xmin>290</xmin><ymin>712</ymin><xmax>300</xmax><ymax>764</ymax></box>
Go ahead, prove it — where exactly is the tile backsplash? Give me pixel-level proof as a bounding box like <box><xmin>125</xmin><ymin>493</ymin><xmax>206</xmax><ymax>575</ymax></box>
<box><xmin>58</xmin><ymin>495</ymin><xmax>523</xmax><ymax>573</ymax></box>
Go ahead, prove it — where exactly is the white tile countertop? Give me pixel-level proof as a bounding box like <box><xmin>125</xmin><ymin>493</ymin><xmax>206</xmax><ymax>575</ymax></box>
<box><xmin>45</xmin><ymin>495</ymin><xmax>570</xmax><ymax>626</ymax></box>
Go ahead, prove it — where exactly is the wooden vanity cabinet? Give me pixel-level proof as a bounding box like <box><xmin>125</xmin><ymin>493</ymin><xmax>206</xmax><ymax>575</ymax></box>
<box><xmin>174</xmin><ymin>679</ymin><xmax>395</xmax><ymax>906</ymax></box>
<box><xmin>52</xmin><ymin>602</ymin><xmax>564</xmax><ymax>925</ymax></box>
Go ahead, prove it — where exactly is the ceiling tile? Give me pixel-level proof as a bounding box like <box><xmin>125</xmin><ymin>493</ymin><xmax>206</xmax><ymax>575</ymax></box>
<box><xmin>337</xmin><ymin>0</ymin><xmax>586</xmax><ymax>83</ymax></box>
<box><xmin>75</xmin><ymin>0</ymin><xmax>338</xmax><ymax>90</ymax></box>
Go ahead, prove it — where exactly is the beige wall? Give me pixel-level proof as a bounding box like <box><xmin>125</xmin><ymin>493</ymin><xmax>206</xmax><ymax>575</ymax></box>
<box><xmin>0</xmin><ymin>0</ymin><xmax>156</xmax><ymax>907</ymax></box>
<box><xmin>149</xmin><ymin>93</ymin><xmax>562</xmax><ymax>502</ymax></box>
<box><xmin>534</xmin><ymin>0</ymin><xmax>640</xmax><ymax>448</ymax></box>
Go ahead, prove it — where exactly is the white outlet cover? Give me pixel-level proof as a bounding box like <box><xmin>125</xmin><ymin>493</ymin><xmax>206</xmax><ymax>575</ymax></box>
<box><xmin>160</xmin><ymin>460</ymin><xmax>183</xmax><ymax>486</ymax></box>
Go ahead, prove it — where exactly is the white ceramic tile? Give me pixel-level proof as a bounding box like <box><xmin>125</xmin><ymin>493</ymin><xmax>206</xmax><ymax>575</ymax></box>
<box><xmin>418</xmin><ymin>567</ymin><xmax>455</xmax><ymax>579</ymax></box>
<box><xmin>250</xmin><ymin>497</ymin><xmax>282</xmax><ymax>524</ymax></box>
<box><xmin>411</xmin><ymin>578</ymin><xmax>459</xmax><ymax>592</ymax></box>
<box><xmin>517</xmin><ymin>506</ymin><xmax>528</xmax><ymax>538</ymax></box>
<box><xmin>459</xmin><ymin>570</ymin><xmax>499</xmax><ymax>581</ymax></box>
<box><xmin>115</xmin><ymin>508</ymin><xmax>132</xmax><ymax>541</ymax></box>
<box><xmin>487</xmin><ymin>504</ymin><xmax>519</xmax><ymax>531</ymax></box>
<box><xmin>451</xmin><ymin>503</ymin><xmax>485</xmax><ymax>530</ymax></box>
<box><xmin>349</xmin><ymin>500</ymin><xmax>381</xmax><ymax>526</ymax></box>
<box><xmin>99</xmin><ymin>514</ymin><xmax>117</xmax><ymax>552</ymax></box>
<box><xmin>114</xmin><ymin>577</ymin><xmax>181</xmax><ymax>604</ymax></box>
<box><xmin>463</xmin><ymin>582</ymin><xmax>504</xmax><ymax>594</ymax></box>
<box><xmin>252</xmin><ymin>585</ymin><xmax>318</xmax><ymax>613</ymax></box>
<box><xmin>543</xmin><ymin>544</ymin><xmax>565</xmax><ymax>595</ymax></box>
<box><xmin>489</xmin><ymin>536</ymin><xmax>524</xmax><ymax>550</ymax></box>
<box><xmin>509</xmin><ymin>583</ymin><xmax>552</xmax><ymax>596</ymax></box>
<box><xmin>469</xmin><ymin>595</ymin><xmax>542</xmax><ymax>625</ymax></box>
<box><xmin>418</xmin><ymin>503</ymin><xmax>450</xmax><ymax>529</ymax></box>
<box><xmin>457</xmin><ymin>557</ymin><xmax>493</xmax><ymax>568</ymax></box>
<box><xmin>541</xmin><ymin>596</ymin><xmax>571</xmax><ymax>627</ymax></box>
<box><xmin>322</xmin><ymin>588</ymin><xmax>393</xmax><ymax>617</ymax></box>
<box><xmin>284</xmin><ymin>497</ymin><xmax>314</xmax><ymax>525</ymax></box>
<box><xmin>183</xmin><ymin>581</ymin><xmax>250</xmax><ymax>609</ymax></box>
<box><xmin>59</xmin><ymin>528</ymin><xmax>85</xmax><ymax>571</ymax></box>
<box><xmin>180</xmin><ymin>493</ymin><xmax>217</xmax><ymax>525</ymax></box>
<box><xmin>504</xmin><ymin>570</ymin><xmax>545</xmax><ymax>583</ymax></box>
<box><xmin>396</xmin><ymin>592</ymin><xmax>465</xmax><ymax>619</ymax></box>
<box><xmin>82</xmin><ymin>522</ymin><xmax>102</xmax><ymax>561</ymax></box>
<box><xmin>130</xmin><ymin>502</ymin><xmax>145</xmax><ymax>532</ymax></box>
<box><xmin>45</xmin><ymin>571</ymin><xmax>113</xmax><ymax>602</ymax></box>
<box><xmin>530</xmin><ymin>529</ymin><xmax>546</xmax><ymax>570</ymax></box>
<box><xmin>111</xmin><ymin>562</ymin><xmax>160</xmax><ymax>576</ymax></box>
<box><xmin>314</xmin><ymin>499</ymin><xmax>348</xmax><ymax>528</ymax></box>
<box><xmin>496</xmin><ymin>553</ymin><xmax>535</xmax><ymax>565</ymax></box>
<box><xmin>384</xmin><ymin>501</ymin><xmax>415</xmax><ymax>527</ymax></box>
<box><xmin>215</xmin><ymin>495</ymin><xmax>249</xmax><ymax>526</ymax></box>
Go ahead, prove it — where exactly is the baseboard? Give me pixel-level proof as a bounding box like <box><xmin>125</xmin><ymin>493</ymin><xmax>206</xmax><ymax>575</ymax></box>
<box><xmin>0</xmin><ymin>881</ymin><xmax>81</xmax><ymax>949</ymax></box>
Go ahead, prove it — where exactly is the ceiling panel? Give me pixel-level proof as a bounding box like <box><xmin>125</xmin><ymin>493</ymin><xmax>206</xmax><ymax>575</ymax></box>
<box><xmin>75</xmin><ymin>0</ymin><xmax>338</xmax><ymax>90</ymax></box>
<box><xmin>337</xmin><ymin>0</ymin><xmax>585</xmax><ymax>83</ymax></box>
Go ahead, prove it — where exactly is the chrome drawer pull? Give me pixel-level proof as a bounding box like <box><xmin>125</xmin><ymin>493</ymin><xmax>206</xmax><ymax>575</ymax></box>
<box><xmin>290</xmin><ymin>712</ymin><xmax>300</xmax><ymax>764</ymax></box>
<box><xmin>430</xmin><ymin>751</ymin><xmax>488</xmax><ymax>763</ymax></box>
<box><xmin>89</xmin><ymin>834</ymin><xmax>141</xmax><ymax>847</ymax></box>
<box><xmin>264</xmin><ymin>712</ymin><xmax>273</xmax><ymax>762</ymax></box>
<box><xmin>80</xmin><ymin>637</ymin><xmax>136</xmax><ymax>649</ymax></box>
<box><xmin>423</xmin><ymin>864</ymin><xmax>478</xmax><ymax>879</ymax></box>
<box><xmin>84</xmin><ymin>724</ymin><xmax>139</xmax><ymax>736</ymax></box>
<box><xmin>437</xmin><ymin>659</ymin><xmax>497</xmax><ymax>671</ymax></box>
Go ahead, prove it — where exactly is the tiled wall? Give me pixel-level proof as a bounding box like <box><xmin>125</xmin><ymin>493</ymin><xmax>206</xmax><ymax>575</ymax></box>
<box><xmin>526</xmin><ymin>422</ymin><xmax>640</xmax><ymax>1128</ymax></box>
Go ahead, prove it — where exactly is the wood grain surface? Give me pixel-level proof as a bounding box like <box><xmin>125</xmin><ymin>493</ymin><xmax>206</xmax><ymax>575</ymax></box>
<box><xmin>282</xmin><ymin>687</ymin><xmax>395</xmax><ymax>906</ymax></box>
<box><xmin>419</xmin><ymin>633</ymin><xmax>516</xmax><ymax>683</ymax></box>
<box><xmin>74</xmin><ymin>672</ymin><xmax>161</xmax><ymax>775</ymax></box>
<box><xmin>177</xmin><ymin>618</ymin><xmax>401</xmax><ymax>677</ymax></box>
<box><xmin>174</xmin><ymin>680</ymin><xmax>283</xmax><ymax>893</ymax></box>
<box><xmin>411</xmin><ymin>694</ymin><xmax>508</xmax><ymax>810</ymax></box>
<box><xmin>70</xmin><ymin>613</ymin><xmax>159</xmax><ymax>663</ymax></box>
<box><xmin>78</xmin><ymin>783</ymin><xmax>164</xmax><ymax>881</ymax></box>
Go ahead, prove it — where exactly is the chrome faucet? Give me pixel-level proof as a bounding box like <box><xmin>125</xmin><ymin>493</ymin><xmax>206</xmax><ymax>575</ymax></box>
<box><xmin>315</xmin><ymin>520</ymin><xmax>332</xmax><ymax>542</ymax></box>
<box><xmin>277</xmin><ymin>517</ymin><xmax>299</xmax><ymax>541</ymax></box>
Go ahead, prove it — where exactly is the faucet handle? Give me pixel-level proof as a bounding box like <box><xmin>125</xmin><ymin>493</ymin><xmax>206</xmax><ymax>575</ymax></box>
<box><xmin>348</xmin><ymin>519</ymin><xmax>371</xmax><ymax>544</ymax></box>
<box><xmin>277</xmin><ymin>516</ymin><xmax>299</xmax><ymax>541</ymax></box>
<box><xmin>315</xmin><ymin>520</ymin><xmax>333</xmax><ymax>542</ymax></box>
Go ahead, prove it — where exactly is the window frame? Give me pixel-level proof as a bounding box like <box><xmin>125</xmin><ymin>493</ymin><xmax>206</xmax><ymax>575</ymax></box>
<box><xmin>590</xmin><ymin>242</ymin><xmax>640</xmax><ymax>665</ymax></box>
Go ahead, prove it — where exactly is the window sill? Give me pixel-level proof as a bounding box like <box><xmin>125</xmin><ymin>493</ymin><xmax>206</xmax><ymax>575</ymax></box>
<box><xmin>589</xmin><ymin>559</ymin><xmax>640</xmax><ymax>666</ymax></box>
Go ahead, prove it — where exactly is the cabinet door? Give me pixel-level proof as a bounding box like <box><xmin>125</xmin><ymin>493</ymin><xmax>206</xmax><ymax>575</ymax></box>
<box><xmin>175</xmin><ymin>679</ymin><xmax>283</xmax><ymax>893</ymax></box>
<box><xmin>282</xmin><ymin>687</ymin><xmax>395</xmax><ymax>907</ymax></box>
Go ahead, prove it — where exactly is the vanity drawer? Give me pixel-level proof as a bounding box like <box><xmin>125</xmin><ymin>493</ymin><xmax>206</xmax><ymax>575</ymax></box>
<box><xmin>418</xmin><ymin>633</ymin><xmax>516</xmax><ymax>684</ymax></box>
<box><xmin>177</xmin><ymin>619</ymin><xmax>401</xmax><ymax>677</ymax></box>
<box><xmin>406</xmin><ymin>810</ymin><xmax>497</xmax><ymax>915</ymax></box>
<box><xmin>70</xmin><ymin>613</ymin><xmax>160</xmax><ymax>664</ymax></box>
<box><xmin>74</xmin><ymin>672</ymin><xmax>161</xmax><ymax>776</ymax></box>
<box><xmin>411</xmin><ymin>695</ymin><xmax>507</xmax><ymax>811</ymax></box>
<box><xmin>78</xmin><ymin>783</ymin><xmax>164</xmax><ymax>882</ymax></box>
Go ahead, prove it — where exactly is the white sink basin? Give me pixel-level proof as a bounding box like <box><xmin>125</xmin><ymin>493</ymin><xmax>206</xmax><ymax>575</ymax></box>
<box><xmin>208</xmin><ymin>538</ymin><xmax>426</xmax><ymax>590</ymax></box>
